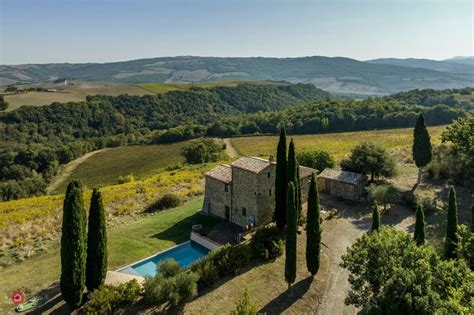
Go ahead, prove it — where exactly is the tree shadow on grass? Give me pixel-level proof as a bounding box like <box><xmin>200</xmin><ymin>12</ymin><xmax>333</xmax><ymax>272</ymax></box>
<box><xmin>150</xmin><ymin>213</ymin><xmax>220</xmax><ymax>243</ymax></box>
<box><xmin>23</xmin><ymin>282</ymin><xmax>74</xmax><ymax>315</ymax></box>
<box><xmin>259</xmin><ymin>276</ymin><xmax>314</xmax><ymax>314</ymax></box>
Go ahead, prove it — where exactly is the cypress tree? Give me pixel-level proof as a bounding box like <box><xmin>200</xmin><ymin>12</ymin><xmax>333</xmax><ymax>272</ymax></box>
<box><xmin>296</xmin><ymin>164</ymin><xmax>302</xmax><ymax>225</ymax></box>
<box><xmin>275</xmin><ymin>127</ymin><xmax>287</xmax><ymax>229</ymax></box>
<box><xmin>86</xmin><ymin>188</ymin><xmax>108</xmax><ymax>292</ymax></box>
<box><xmin>371</xmin><ymin>204</ymin><xmax>380</xmax><ymax>232</ymax></box>
<box><xmin>444</xmin><ymin>187</ymin><xmax>458</xmax><ymax>259</ymax></box>
<box><xmin>412</xmin><ymin>114</ymin><xmax>432</xmax><ymax>186</ymax></box>
<box><xmin>414</xmin><ymin>204</ymin><xmax>426</xmax><ymax>246</ymax></box>
<box><xmin>287</xmin><ymin>139</ymin><xmax>298</xmax><ymax>193</ymax></box>
<box><xmin>306</xmin><ymin>173</ymin><xmax>321</xmax><ymax>275</ymax></box>
<box><xmin>285</xmin><ymin>182</ymin><xmax>297</xmax><ymax>288</ymax></box>
<box><xmin>60</xmin><ymin>180</ymin><xmax>87</xmax><ymax>307</ymax></box>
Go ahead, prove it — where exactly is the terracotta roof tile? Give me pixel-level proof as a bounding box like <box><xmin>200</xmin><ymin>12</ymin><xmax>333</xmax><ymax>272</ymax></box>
<box><xmin>231</xmin><ymin>157</ymin><xmax>271</xmax><ymax>173</ymax></box>
<box><xmin>205</xmin><ymin>164</ymin><xmax>232</xmax><ymax>183</ymax></box>
<box><xmin>318</xmin><ymin>168</ymin><xmax>364</xmax><ymax>185</ymax></box>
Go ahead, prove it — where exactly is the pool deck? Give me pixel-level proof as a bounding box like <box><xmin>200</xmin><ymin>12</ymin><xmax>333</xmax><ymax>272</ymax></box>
<box><xmin>105</xmin><ymin>271</ymin><xmax>144</xmax><ymax>286</ymax></box>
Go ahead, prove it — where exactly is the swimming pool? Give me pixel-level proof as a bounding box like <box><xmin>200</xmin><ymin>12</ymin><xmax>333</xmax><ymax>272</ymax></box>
<box><xmin>117</xmin><ymin>240</ymin><xmax>210</xmax><ymax>277</ymax></box>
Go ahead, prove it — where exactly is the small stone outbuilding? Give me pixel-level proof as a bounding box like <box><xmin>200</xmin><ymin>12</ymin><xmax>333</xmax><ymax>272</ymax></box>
<box><xmin>317</xmin><ymin>168</ymin><xmax>365</xmax><ymax>200</ymax></box>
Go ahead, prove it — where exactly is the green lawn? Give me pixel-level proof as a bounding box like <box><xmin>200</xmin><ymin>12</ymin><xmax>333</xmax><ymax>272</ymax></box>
<box><xmin>53</xmin><ymin>143</ymin><xmax>188</xmax><ymax>193</ymax></box>
<box><xmin>0</xmin><ymin>198</ymin><xmax>218</xmax><ymax>313</ymax></box>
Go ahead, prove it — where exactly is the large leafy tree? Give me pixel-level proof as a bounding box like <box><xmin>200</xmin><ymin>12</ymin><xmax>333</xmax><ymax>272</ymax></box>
<box><xmin>341</xmin><ymin>226</ymin><xmax>472</xmax><ymax>314</ymax></box>
<box><xmin>275</xmin><ymin>127</ymin><xmax>287</xmax><ymax>229</ymax></box>
<box><xmin>306</xmin><ymin>174</ymin><xmax>321</xmax><ymax>275</ymax></box>
<box><xmin>414</xmin><ymin>204</ymin><xmax>426</xmax><ymax>246</ymax></box>
<box><xmin>412</xmin><ymin>114</ymin><xmax>432</xmax><ymax>186</ymax></box>
<box><xmin>296</xmin><ymin>149</ymin><xmax>335</xmax><ymax>171</ymax></box>
<box><xmin>285</xmin><ymin>182</ymin><xmax>297</xmax><ymax>288</ymax></box>
<box><xmin>86</xmin><ymin>188</ymin><xmax>108</xmax><ymax>292</ymax></box>
<box><xmin>340</xmin><ymin>142</ymin><xmax>396</xmax><ymax>181</ymax></box>
<box><xmin>60</xmin><ymin>180</ymin><xmax>87</xmax><ymax>307</ymax></box>
<box><xmin>180</xmin><ymin>138</ymin><xmax>225</xmax><ymax>164</ymax></box>
<box><xmin>445</xmin><ymin>187</ymin><xmax>459</xmax><ymax>259</ymax></box>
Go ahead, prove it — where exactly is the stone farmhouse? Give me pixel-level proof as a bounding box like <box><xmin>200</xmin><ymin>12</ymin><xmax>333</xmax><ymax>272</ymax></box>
<box><xmin>202</xmin><ymin>156</ymin><xmax>315</xmax><ymax>227</ymax></box>
<box><xmin>317</xmin><ymin>168</ymin><xmax>366</xmax><ymax>200</ymax></box>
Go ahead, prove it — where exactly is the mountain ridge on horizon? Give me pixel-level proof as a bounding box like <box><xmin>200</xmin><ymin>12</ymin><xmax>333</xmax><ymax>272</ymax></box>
<box><xmin>1</xmin><ymin>55</ymin><xmax>473</xmax><ymax>95</ymax></box>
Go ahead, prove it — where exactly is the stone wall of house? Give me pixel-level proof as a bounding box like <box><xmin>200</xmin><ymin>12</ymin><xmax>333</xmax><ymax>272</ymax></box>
<box><xmin>232</xmin><ymin>167</ymin><xmax>259</xmax><ymax>227</ymax></box>
<box><xmin>317</xmin><ymin>177</ymin><xmax>356</xmax><ymax>200</ymax></box>
<box><xmin>202</xmin><ymin>177</ymin><xmax>232</xmax><ymax>219</ymax></box>
<box><xmin>256</xmin><ymin>164</ymin><xmax>276</xmax><ymax>225</ymax></box>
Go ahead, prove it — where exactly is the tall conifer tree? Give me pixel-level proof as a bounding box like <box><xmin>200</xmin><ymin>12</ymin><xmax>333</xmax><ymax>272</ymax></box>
<box><xmin>287</xmin><ymin>139</ymin><xmax>298</xmax><ymax>204</ymax></box>
<box><xmin>275</xmin><ymin>127</ymin><xmax>287</xmax><ymax>229</ymax></box>
<box><xmin>306</xmin><ymin>174</ymin><xmax>321</xmax><ymax>275</ymax></box>
<box><xmin>414</xmin><ymin>204</ymin><xmax>426</xmax><ymax>246</ymax></box>
<box><xmin>412</xmin><ymin>114</ymin><xmax>432</xmax><ymax>186</ymax></box>
<box><xmin>86</xmin><ymin>188</ymin><xmax>108</xmax><ymax>292</ymax></box>
<box><xmin>371</xmin><ymin>204</ymin><xmax>380</xmax><ymax>232</ymax></box>
<box><xmin>60</xmin><ymin>180</ymin><xmax>87</xmax><ymax>307</ymax></box>
<box><xmin>444</xmin><ymin>187</ymin><xmax>458</xmax><ymax>258</ymax></box>
<box><xmin>296</xmin><ymin>164</ymin><xmax>302</xmax><ymax>224</ymax></box>
<box><xmin>285</xmin><ymin>183</ymin><xmax>297</xmax><ymax>288</ymax></box>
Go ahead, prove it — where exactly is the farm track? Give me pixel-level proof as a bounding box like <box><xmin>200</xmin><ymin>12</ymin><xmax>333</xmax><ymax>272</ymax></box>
<box><xmin>223</xmin><ymin>138</ymin><xmax>240</xmax><ymax>158</ymax></box>
<box><xmin>47</xmin><ymin>149</ymin><xmax>109</xmax><ymax>194</ymax></box>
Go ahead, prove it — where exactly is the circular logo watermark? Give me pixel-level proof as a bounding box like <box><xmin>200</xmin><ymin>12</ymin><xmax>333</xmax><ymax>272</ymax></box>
<box><xmin>11</xmin><ymin>291</ymin><xmax>26</xmax><ymax>305</ymax></box>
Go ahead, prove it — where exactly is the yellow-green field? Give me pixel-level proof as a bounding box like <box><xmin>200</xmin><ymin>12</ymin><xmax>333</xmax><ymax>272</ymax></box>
<box><xmin>0</xmin><ymin>163</ymin><xmax>216</xmax><ymax>266</ymax></box>
<box><xmin>51</xmin><ymin>142</ymin><xmax>189</xmax><ymax>194</ymax></box>
<box><xmin>2</xmin><ymin>83</ymin><xmax>152</xmax><ymax>110</ymax></box>
<box><xmin>230</xmin><ymin>126</ymin><xmax>446</xmax><ymax>160</ymax></box>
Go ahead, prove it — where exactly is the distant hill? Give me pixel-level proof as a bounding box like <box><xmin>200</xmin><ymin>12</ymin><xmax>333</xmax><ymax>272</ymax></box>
<box><xmin>366</xmin><ymin>57</ymin><xmax>474</xmax><ymax>75</ymax></box>
<box><xmin>442</xmin><ymin>56</ymin><xmax>474</xmax><ymax>66</ymax></box>
<box><xmin>1</xmin><ymin>56</ymin><xmax>473</xmax><ymax>94</ymax></box>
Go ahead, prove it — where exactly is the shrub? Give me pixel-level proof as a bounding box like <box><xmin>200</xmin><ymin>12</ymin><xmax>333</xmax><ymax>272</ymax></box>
<box><xmin>195</xmin><ymin>260</ymin><xmax>219</xmax><ymax>286</ymax></box>
<box><xmin>181</xmin><ymin>138</ymin><xmax>225</xmax><ymax>164</ymax></box>
<box><xmin>296</xmin><ymin>149</ymin><xmax>335</xmax><ymax>172</ymax></box>
<box><xmin>157</xmin><ymin>259</ymin><xmax>181</xmax><ymax>278</ymax></box>
<box><xmin>84</xmin><ymin>280</ymin><xmax>142</xmax><ymax>314</ymax></box>
<box><xmin>191</xmin><ymin>243</ymin><xmax>253</xmax><ymax>287</ymax></box>
<box><xmin>143</xmin><ymin>259</ymin><xmax>198</xmax><ymax>308</ymax></box>
<box><xmin>231</xmin><ymin>288</ymin><xmax>258</xmax><ymax>315</ymax></box>
<box><xmin>367</xmin><ymin>184</ymin><xmax>400</xmax><ymax>212</ymax></box>
<box><xmin>251</xmin><ymin>226</ymin><xmax>284</xmax><ymax>260</ymax></box>
<box><xmin>146</xmin><ymin>193</ymin><xmax>182</xmax><ymax>212</ymax></box>
<box><xmin>118</xmin><ymin>173</ymin><xmax>134</xmax><ymax>184</ymax></box>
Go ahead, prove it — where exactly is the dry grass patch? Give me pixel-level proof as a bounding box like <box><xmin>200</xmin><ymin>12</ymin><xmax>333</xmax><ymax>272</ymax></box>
<box><xmin>230</xmin><ymin>126</ymin><xmax>446</xmax><ymax>160</ymax></box>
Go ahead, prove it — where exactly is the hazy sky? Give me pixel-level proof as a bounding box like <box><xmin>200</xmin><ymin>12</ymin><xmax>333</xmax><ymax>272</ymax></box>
<box><xmin>1</xmin><ymin>0</ymin><xmax>473</xmax><ymax>64</ymax></box>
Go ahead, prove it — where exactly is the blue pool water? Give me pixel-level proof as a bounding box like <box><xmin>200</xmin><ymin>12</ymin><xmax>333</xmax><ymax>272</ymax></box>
<box><xmin>118</xmin><ymin>241</ymin><xmax>209</xmax><ymax>277</ymax></box>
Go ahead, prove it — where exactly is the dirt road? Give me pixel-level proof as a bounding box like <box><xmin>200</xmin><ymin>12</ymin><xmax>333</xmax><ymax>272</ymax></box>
<box><xmin>46</xmin><ymin>149</ymin><xmax>108</xmax><ymax>194</ymax></box>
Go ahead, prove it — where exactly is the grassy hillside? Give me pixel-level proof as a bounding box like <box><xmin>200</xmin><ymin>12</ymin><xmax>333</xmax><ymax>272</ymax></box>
<box><xmin>2</xmin><ymin>56</ymin><xmax>472</xmax><ymax>94</ymax></box>
<box><xmin>139</xmin><ymin>80</ymin><xmax>283</xmax><ymax>94</ymax></box>
<box><xmin>0</xmin><ymin>198</ymin><xmax>218</xmax><ymax>314</ymax></box>
<box><xmin>2</xmin><ymin>83</ymin><xmax>152</xmax><ymax>110</ymax></box>
<box><xmin>0</xmin><ymin>163</ymin><xmax>215</xmax><ymax>268</ymax></box>
<box><xmin>51</xmin><ymin>142</ymin><xmax>188</xmax><ymax>193</ymax></box>
<box><xmin>230</xmin><ymin>126</ymin><xmax>446</xmax><ymax>160</ymax></box>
